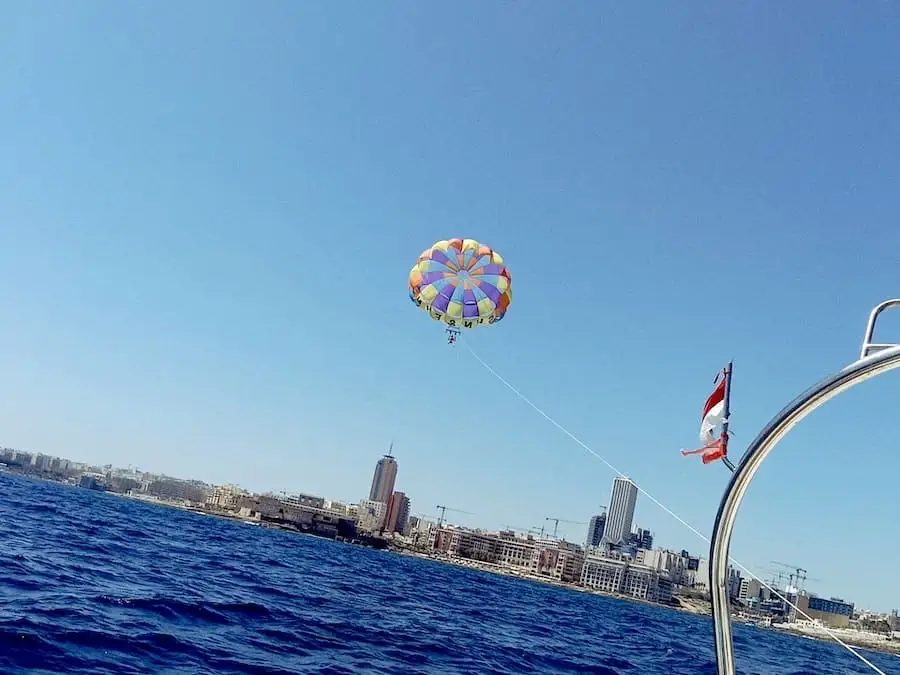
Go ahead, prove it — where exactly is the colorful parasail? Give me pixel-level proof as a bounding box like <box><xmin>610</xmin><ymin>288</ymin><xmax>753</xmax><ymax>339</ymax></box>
<box><xmin>408</xmin><ymin>238</ymin><xmax>512</xmax><ymax>343</ymax></box>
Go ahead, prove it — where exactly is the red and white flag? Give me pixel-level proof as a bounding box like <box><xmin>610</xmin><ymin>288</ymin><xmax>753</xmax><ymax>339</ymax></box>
<box><xmin>682</xmin><ymin>366</ymin><xmax>730</xmax><ymax>465</ymax></box>
<box><xmin>699</xmin><ymin>373</ymin><xmax>727</xmax><ymax>444</ymax></box>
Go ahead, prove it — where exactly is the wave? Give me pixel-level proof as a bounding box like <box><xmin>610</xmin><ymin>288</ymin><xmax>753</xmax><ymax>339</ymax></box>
<box><xmin>0</xmin><ymin>473</ymin><xmax>895</xmax><ymax>674</ymax></box>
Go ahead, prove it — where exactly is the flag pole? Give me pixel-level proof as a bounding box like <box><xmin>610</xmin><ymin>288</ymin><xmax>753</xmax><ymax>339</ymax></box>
<box><xmin>721</xmin><ymin>361</ymin><xmax>735</xmax><ymax>472</ymax></box>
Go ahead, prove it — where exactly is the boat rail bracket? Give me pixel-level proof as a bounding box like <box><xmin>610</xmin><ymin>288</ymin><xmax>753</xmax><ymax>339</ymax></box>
<box><xmin>709</xmin><ymin>299</ymin><xmax>900</xmax><ymax>674</ymax></box>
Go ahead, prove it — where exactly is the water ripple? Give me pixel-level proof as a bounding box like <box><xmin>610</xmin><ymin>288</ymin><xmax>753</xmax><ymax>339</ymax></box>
<box><xmin>0</xmin><ymin>473</ymin><xmax>895</xmax><ymax>674</ymax></box>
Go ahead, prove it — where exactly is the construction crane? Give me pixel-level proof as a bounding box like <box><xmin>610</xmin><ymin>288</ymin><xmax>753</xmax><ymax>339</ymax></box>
<box><xmin>770</xmin><ymin>561</ymin><xmax>818</xmax><ymax>594</ymax></box>
<box><xmin>436</xmin><ymin>504</ymin><xmax>474</xmax><ymax>527</ymax></box>
<box><xmin>768</xmin><ymin>570</ymin><xmax>787</xmax><ymax>588</ymax></box>
<box><xmin>545</xmin><ymin>517</ymin><xmax>588</xmax><ymax>539</ymax></box>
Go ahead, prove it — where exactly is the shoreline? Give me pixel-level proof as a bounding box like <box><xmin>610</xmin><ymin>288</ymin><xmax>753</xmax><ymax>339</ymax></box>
<box><xmin>396</xmin><ymin>547</ymin><xmax>708</xmax><ymax>612</ymax></box>
<box><xmin>7</xmin><ymin>472</ymin><xmax>899</xmax><ymax>658</ymax></box>
<box><xmin>770</xmin><ymin>622</ymin><xmax>900</xmax><ymax>657</ymax></box>
<box><xmin>399</xmin><ymin>549</ymin><xmax>900</xmax><ymax>656</ymax></box>
<box><xmin>398</xmin><ymin>549</ymin><xmax>900</xmax><ymax>657</ymax></box>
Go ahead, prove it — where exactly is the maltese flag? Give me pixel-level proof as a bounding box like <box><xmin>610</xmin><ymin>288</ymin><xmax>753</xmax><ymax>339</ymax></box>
<box><xmin>699</xmin><ymin>374</ymin><xmax>727</xmax><ymax>444</ymax></box>
<box><xmin>682</xmin><ymin>367</ymin><xmax>729</xmax><ymax>465</ymax></box>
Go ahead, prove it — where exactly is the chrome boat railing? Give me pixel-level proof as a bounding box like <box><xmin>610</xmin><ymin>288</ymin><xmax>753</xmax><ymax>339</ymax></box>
<box><xmin>709</xmin><ymin>299</ymin><xmax>900</xmax><ymax>674</ymax></box>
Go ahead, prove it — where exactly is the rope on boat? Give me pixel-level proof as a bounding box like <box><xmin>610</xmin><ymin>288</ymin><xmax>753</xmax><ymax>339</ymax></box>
<box><xmin>462</xmin><ymin>339</ymin><xmax>887</xmax><ymax>675</ymax></box>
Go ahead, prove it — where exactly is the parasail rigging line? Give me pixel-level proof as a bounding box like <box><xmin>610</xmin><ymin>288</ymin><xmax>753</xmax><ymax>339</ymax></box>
<box><xmin>460</xmin><ymin>338</ymin><xmax>886</xmax><ymax>675</ymax></box>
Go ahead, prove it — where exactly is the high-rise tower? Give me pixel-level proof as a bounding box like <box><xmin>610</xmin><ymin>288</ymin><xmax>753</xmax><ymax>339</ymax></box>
<box><xmin>368</xmin><ymin>446</ymin><xmax>398</xmax><ymax>504</ymax></box>
<box><xmin>602</xmin><ymin>477</ymin><xmax>638</xmax><ymax>545</ymax></box>
<box><xmin>384</xmin><ymin>491</ymin><xmax>410</xmax><ymax>534</ymax></box>
<box><xmin>585</xmin><ymin>511</ymin><xmax>607</xmax><ymax>549</ymax></box>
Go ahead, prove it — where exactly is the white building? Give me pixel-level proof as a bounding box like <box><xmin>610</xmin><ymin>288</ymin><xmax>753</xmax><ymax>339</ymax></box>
<box><xmin>581</xmin><ymin>551</ymin><xmax>673</xmax><ymax>603</ymax></box>
<box><xmin>324</xmin><ymin>499</ymin><xmax>350</xmax><ymax>515</ymax></box>
<box><xmin>636</xmin><ymin>548</ymin><xmax>693</xmax><ymax>584</ymax></box>
<box><xmin>357</xmin><ymin>499</ymin><xmax>387</xmax><ymax>532</ymax></box>
<box><xmin>677</xmin><ymin>556</ymin><xmax>740</xmax><ymax>598</ymax></box>
<box><xmin>206</xmin><ymin>484</ymin><xmax>245</xmax><ymax>509</ymax></box>
<box><xmin>602</xmin><ymin>477</ymin><xmax>638</xmax><ymax>545</ymax></box>
<box><xmin>281</xmin><ymin>493</ymin><xmax>325</xmax><ymax>510</ymax></box>
<box><xmin>407</xmin><ymin>517</ymin><xmax>436</xmax><ymax>546</ymax></box>
<box><xmin>429</xmin><ymin>527</ymin><xmax>585</xmax><ymax>583</ymax></box>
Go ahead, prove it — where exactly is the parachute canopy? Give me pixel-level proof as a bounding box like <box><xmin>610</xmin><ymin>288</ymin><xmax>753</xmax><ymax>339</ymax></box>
<box><xmin>409</xmin><ymin>238</ymin><xmax>512</xmax><ymax>329</ymax></box>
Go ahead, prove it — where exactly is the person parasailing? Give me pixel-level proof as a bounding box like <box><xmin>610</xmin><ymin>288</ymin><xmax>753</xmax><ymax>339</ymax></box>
<box><xmin>407</xmin><ymin>238</ymin><xmax>512</xmax><ymax>345</ymax></box>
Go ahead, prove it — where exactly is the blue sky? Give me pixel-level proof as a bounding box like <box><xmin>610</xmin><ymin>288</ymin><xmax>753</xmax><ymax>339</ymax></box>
<box><xmin>2</xmin><ymin>3</ymin><xmax>900</xmax><ymax>611</ymax></box>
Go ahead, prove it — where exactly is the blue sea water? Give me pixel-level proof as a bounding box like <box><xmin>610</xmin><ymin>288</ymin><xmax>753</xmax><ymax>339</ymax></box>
<box><xmin>0</xmin><ymin>473</ymin><xmax>894</xmax><ymax>675</ymax></box>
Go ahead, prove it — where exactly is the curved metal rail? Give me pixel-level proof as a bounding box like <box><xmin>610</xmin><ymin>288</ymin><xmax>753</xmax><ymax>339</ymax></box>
<box><xmin>709</xmin><ymin>299</ymin><xmax>900</xmax><ymax>674</ymax></box>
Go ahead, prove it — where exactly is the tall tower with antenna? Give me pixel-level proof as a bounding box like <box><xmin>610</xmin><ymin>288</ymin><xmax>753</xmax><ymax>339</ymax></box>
<box><xmin>368</xmin><ymin>442</ymin><xmax>398</xmax><ymax>504</ymax></box>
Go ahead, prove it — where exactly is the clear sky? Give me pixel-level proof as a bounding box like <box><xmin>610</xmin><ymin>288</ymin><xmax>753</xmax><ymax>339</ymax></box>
<box><xmin>2</xmin><ymin>3</ymin><xmax>899</xmax><ymax>611</ymax></box>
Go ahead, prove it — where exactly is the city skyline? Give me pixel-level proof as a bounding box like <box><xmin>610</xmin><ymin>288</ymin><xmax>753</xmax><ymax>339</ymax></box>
<box><xmin>8</xmin><ymin>436</ymin><xmax>891</xmax><ymax>620</ymax></box>
<box><xmin>4</xmin><ymin>442</ymin><xmax>868</xmax><ymax>615</ymax></box>
<box><xmin>10</xmin><ymin>441</ymin><xmax>891</xmax><ymax>640</ymax></box>
<box><xmin>2</xmin><ymin>2</ymin><xmax>899</xmax><ymax>613</ymax></box>
<box><xmin>2</xmin><ymin>446</ymin><xmax>897</xmax><ymax>666</ymax></box>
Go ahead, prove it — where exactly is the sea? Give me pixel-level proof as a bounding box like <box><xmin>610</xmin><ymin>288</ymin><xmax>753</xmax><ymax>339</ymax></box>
<box><xmin>0</xmin><ymin>473</ymin><xmax>894</xmax><ymax>675</ymax></box>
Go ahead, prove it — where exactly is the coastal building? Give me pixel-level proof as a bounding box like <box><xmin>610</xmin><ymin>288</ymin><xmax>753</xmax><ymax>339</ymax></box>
<box><xmin>430</xmin><ymin>526</ymin><xmax>456</xmax><ymax>552</ymax></box>
<box><xmin>323</xmin><ymin>499</ymin><xmax>351</xmax><ymax>515</ymax></box>
<box><xmin>368</xmin><ymin>452</ymin><xmax>398</xmax><ymax>504</ymax></box>
<box><xmin>384</xmin><ymin>491</ymin><xmax>410</xmax><ymax>534</ymax></box>
<box><xmin>429</xmin><ymin>526</ymin><xmax>584</xmax><ymax>583</ymax></box>
<box><xmin>281</xmin><ymin>493</ymin><xmax>325</xmax><ymax>510</ymax></box>
<box><xmin>78</xmin><ymin>474</ymin><xmax>105</xmax><ymax>490</ymax></box>
<box><xmin>738</xmin><ymin>577</ymin><xmax>765</xmax><ymax>604</ymax></box>
<box><xmin>636</xmin><ymin>548</ymin><xmax>692</xmax><ymax>585</ymax></box>
<box><xmin>531</xmin><ymin>539</ymin><xmax>585</xmax><ymax>583</ymax></box>
<box><xmin>632</xmin><ymin>527</ymin><xmax>653</xmax><ymax>550</ymax></box>
<box><xmin>685</xmin><ymin>557</ymin><xmax>741</xmax><ymax>599</ymax></box>
<box><xmin>602</xmin><ymin>477</ymin><xmax>638</xmax><ymax>545</ymax></box>
<box><xmin>233</xmin><ymin>494</ymin><xmax>356</xmax><ymax>540</ymax></box>
<box><xmin>8</xmin><ymin>450</ymin><xmax>32</xmax><ymax>465</ymax></box>
<box><xmin>632</xmin><ymin>548</ymin><xmax>742</xmax><ymax>598</ymax></box>
<box><xmin>357</xmin><ymin>499</ymin><xmax>388</xmax><ymax>532</ymax></box>
<box><xmin>409</xmin><ymin>517</ymin><xmax>436</xmax><ymax>547</ymax></box>
<box><xmin>795</xmin><ymin>595</ymin><xmax>854</xmax><ymax>628</ymax></box>
<box><xmin>50</xmin><ymin>458</ymin><xmax>71</xmax><ymax>473</ymax></box>
<box><xmin>30</xmin><ymin>454</ymin><xmax>54</xmax><ymax>472</ymax></box>
<box><xmin>580</xmin><ymin>550</ymin><xmax>673</xmax><ymax>603</ymax></box>
<box><xmin>143</xmin><ymin>477</ymin><xmax>210</xmax><ymax>504</ymax></box>
<box><xmin>585</xmin><ymin>512</ymin><xmax>606</xmax><ymax>550</ymax></box>
<box><xmin>235</xmin><ymin>494</ymin><xmax>316</xmax><ymax>523</ymax></box>
<box><xmin>205</xmin><ymin>484</ymin><xmax>245</xmax><ymax>509</ymax></box>
<box><xmin>495</xmin><ymin>530</ymin><xmax>537</xmax><ymax>569</ymax></box>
